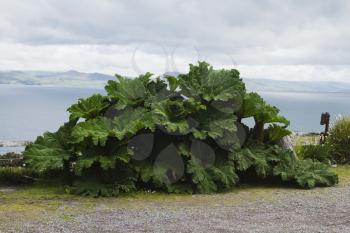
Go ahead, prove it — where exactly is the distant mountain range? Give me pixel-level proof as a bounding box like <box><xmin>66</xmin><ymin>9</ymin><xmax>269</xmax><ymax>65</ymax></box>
<box><xmin>1</xmin><ymin>70</ymin><xmax>350</xmax><ymax>93</ymax></box>
<box><xmin>0</xmin><ymin>70</ymin><xmax>113</xmax><ymax>88</ymax></box>
<box><xmin>243</xmin><ymin>78</ymin><xmax>350</xmax><ymax>93</ymax></box>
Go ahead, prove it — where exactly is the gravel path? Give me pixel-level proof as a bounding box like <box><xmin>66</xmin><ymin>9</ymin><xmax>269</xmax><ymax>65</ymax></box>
<box><xmin>1</xmin><ymin>180</ymin><xmax>350</xmax><ymax>233</ymax></box>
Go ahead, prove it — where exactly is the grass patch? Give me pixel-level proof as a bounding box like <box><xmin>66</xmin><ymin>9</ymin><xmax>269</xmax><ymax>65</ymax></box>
<box><xmin>293</xmin><ymin>134</ymin><xmax>320</xmax><ymax>147</ymax></box>
<box><xmin>1</xmin><ymin>165</ymin><xmax>349</xmax><ymax>202</ymax></box>
<box><xmin>0</xmin><ymin>165</ymin><xmax>349</xmax><ymax>230</ymax></box>
<box><xmin>330</xmin><ymin>165</ymin><xmax>350</xmax><ymax>183</ymax></box>
<box><xmin>0</xmin><ymin>167</ymin><xmax>36</xmax><ymax>185</ymax></box>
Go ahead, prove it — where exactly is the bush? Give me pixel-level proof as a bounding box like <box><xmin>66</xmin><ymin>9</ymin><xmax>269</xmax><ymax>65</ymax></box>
<box><xmin>0</xmin><ymin>167</ymin><xmax>36</xmax><ymax>185</ymax></box>
<box><xmin>296</xmin><ymin>144</ymin><xmax>331</xmax><ymax>164</ymax></box>
<box><xmin>23</xmin><ymin>62</ymin><xmax>338</xmax><ymax>196</ymax></box>
<box><xmin>327</xmin><ymin>116</ymin><xmax>350</xmax><ymax>164</ymax></box>
<box><xmin>233</xmin><ymin>144</ymin><xmax>337</xmax><ymax>188</ymax></box>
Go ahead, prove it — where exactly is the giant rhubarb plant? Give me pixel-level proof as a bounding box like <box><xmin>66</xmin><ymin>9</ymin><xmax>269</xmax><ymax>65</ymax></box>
<box><xmin>23</xmin><ymin>62</ymin><xmax>338</xmax><ymax>196</ymax></box>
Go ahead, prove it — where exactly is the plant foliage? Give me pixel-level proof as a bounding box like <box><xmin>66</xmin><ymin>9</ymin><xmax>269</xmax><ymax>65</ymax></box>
<box><xmin>296</xmin><ymin>144</ymin><xmax>331</xmax><ymax>164</ymax></box>
<box><xmin>23</xmin><ymin>62</ymin><xmax>338</xmax><ymax>196</ymax></box>
<box><xmin>327</xmin><ymin>116</ymin><xmax>350</xmax><ymax>164</ymax></box>
<box><xmin>0</xmin><ymin>167</ymin><xmax>36</xmax><ymax>185</ymax></box>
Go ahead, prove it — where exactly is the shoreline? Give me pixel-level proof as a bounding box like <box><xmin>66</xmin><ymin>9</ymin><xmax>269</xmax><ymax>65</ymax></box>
<box><xmin>0</xmin><ymin>141</ymin><xmax>29</xmax><ymax>155</ymax></box>
<box><xmin>0</xmin><ymin>140</ymin><xmax>31</xmax><ymax>147</ymax></box>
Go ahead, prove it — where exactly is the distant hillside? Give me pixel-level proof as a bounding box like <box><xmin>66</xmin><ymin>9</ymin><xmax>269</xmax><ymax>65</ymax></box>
<box><xmin>1</xmin><ymin>70</ymin><xmax>350</xmax><ymax>92</ymax></box>
<box><xmin>0</xmin><ymin>70</ymin><xmax>114</xmax><ymax>87</ymax></box>
<box><xmin>243</xmin><ymin>78</ymin><xmax>350</xmax><ymax>93</ymax></box>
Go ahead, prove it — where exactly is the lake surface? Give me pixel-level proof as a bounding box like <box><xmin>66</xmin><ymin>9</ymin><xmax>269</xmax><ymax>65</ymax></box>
<box><xmin>1</xmin><ymin>85</ymin><xmax>350</xmax><ymax>154</ymax></box>
<box><xmin>259</xmin><ymin>91</ymin><xmax>350</xmax><ymax>133</ymax></box>
<box><xmin>0</xmin><ymin>85</ymin><xmax>103</xmax><ymax>141</ymax></box>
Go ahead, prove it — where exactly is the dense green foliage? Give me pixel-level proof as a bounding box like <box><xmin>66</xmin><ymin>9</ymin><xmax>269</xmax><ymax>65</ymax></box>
<box><xmin>0</xmin><ymin>167</ymin><xmax>36</xmax><ymax>185</ymax></box>
<box><xmin>327</xmin><ymin>116</ymin><xmax>350</xmax><ymax>164</ymax></box>
<box><xmin>238</xmin><ymin>92</ymin><xmax>290</xmax><ymax>142</ymax></box>
<box><xmin>296</xmin><ymin>144</ymin><xmax>331</xmax><ymax>164</ymax></box>
<box><xmin>23</xmin><ymin>62</ymin><xmax>338</xmax><ymax>196</ymax></box>
<box><xmin>0</xmin><ymin>153</ymin><xmax>37</xmax><ymax>185</ymax></box>
<box><xmin>234</xmin><ymin>144</ymin><xmax>336</xmax><ymax>188</ymax></box>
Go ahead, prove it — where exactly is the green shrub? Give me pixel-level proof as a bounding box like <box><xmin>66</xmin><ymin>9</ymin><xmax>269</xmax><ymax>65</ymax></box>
<box><xmin>233</xmin><ymin>144</ymin><xmax>337</xmax><ymax>188</ymax></box>
<box><xmin>0</xmin><ymin>167</ymin><xmax>36</xmax><ymax>185</ymax></box>
<box><xmin>238</xmin><ymin>92</ymin><xmax>291</xmax><ymax>142</ymax></box>
<box><xmin>23</xmin><ymin>62</ymin><xmax>338</xmax><ymax>196</ymax></box>
<box><xmin>327</xmin><ymin>116</ymin><xmax>350</xmax><ymax>164</ymax></box>
<box><xmin>296</xmin><ymin>144</ymin><xmax>331</xmax><ymax>164</ymax></box>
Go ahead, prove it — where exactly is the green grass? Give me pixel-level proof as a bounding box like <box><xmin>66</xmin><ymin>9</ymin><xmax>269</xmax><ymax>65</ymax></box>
<box><xmin>293</xmin><ymin>134</ymin><xmax>320</xmax><ymax>147</ymax></box>
<box><xmin>0</xmin><ymin>165</ymin><xmax>349</xmax><ymax>230</ymax></box>
<box><xmin>330</xmin><ymin>165</ymin><xmax>350</xmax><ymax>184</ymax></box>
<box><xmin>0</xmin><ymin>167</ymin><xmax>36</xmax><ymax>185</ymax></box>
<box><xmin>327</xmin><ymin>116</ymin><xmax>350</xmax><ymax>163</ymax></box>
<box><xmin>1</xmin><ymin>165</ymin><xmax>349</xmax><ymax>204</ymax></box>
<box><xmin>1</xmin><ymin>165</ymin><xmax>349</xmax><ymax>201</ymax></box>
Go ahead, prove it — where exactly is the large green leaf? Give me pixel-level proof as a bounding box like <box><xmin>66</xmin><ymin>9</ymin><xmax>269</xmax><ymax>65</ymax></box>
<box><xmin>72</xmin><ymin>117</ymin><xmax>113</xmax><ymax>146</ymax></box>
<box><xmin>68</xmin><ymin>94</ymin><xmax>109</xmax><ymax>120</ymax></box>
<box><xmin>105</xmin><ymin>73</ymin><xmax>152</xmax><ymax>109</ymax></box>
<box><xmin>241</xmin><ymin>92</ymin><xmax>290</xmax><ymax>126</ymax></box>
<box><xmin>230</xmin><ymin>146</ymin><xmax>278</xmax><ymax>178</ymax></box>
<box><xmin>187</xmin><ymin>158</ymin><xmax>217</xmax><ymax>193</ymax></box>
<box><xmin>165</xmin><ymin>76</ymin><xmax>179</xmax><ymax>92</ymax></box>
<box><xmin>112</xmin><ymin>107</ymin><xmax>155</xmax><ymax>140</ymax></box>
<box><xmin>265</xmin><ymin>124</ymin><xmax>291</xmax><ymax>142</ymax></box>
<box><xmin>74</xmin><ymin>145</ymin><xmax>132</xmax><ymax>176</ymax></box>
<box><xmin>153</xmin><ymin>98</ymin><xmax>205</xmax><ymax>135</ymax></box>
<box><xmin>209</xmin><ymin>163</ymin><xmax>239</xmax><ymax>189</ymax></box>
<box><xmin>191</xmin><ymin>105</ymin><xmax>240</xmax><ymax>151</ymax></box>
<box><xmin>144</xmin><ymin>77</ymin><xmax>178</xmax><ymax>106</ymax></box>
<box><xmin>179</xmin><ymin>61</ymin><xmax>245</xmax><ymax>101</ymax></box>
<box><xmin>187</xmin><ymin>153</ymin><xmax>238</xmax><ymax>193</ymax></box>
<box><xmin>273</xmin><ymin>151</ymin><xmax>338</xmax><ymax>188</ymax></box>
<box><xmin>23</xmin><ymin>122</ymin><xmax>74</xmax><ymax>172</ymax></box>
<box><xmin>240</xmin><ymin>92</ymin><xmax>264</xmax><ymax>118</ymax></box>
<box><xmin>135</xmin><ymin>161</ymin><xmax>182</xmax><ymax>192</ymax></box>
<box><xmin>197</xmin><ymin>116</ymin><xmax>237</xmax><ymax>139</ymax></box>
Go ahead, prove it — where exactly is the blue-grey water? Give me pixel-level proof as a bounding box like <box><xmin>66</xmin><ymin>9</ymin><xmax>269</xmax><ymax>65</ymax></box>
<box><xmin>0</xmin><ymin>85</ymin><xmax>103</xmax><ymax>154</ymax></box>
<box><xmin>1</xmin><ymin>85</ymin><xmax>350</xmax><ymax>154</ymax></box>
<box><xmin>259</xmin><ymin>91</ymin><xmax>350</xmax><ymax>133</ymax></box>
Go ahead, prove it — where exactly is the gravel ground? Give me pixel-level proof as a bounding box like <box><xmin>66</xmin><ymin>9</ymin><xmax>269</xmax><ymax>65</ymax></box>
<box><xmin>1</xmin><ymin>179</ymin><xmax>350</xmax><ymax>233</ymax></box>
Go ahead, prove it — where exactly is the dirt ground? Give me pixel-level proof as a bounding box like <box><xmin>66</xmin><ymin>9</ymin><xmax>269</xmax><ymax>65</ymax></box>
<box><xmin>0</xmin><ymin>166</ymin><xmax>349</xmax><ymax>233</ymax></box>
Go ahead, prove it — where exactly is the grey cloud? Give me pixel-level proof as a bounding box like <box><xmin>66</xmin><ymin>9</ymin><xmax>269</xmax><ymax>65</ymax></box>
<box><xmin>0</xmin><ymin>0</ymin><xmax>350</xmax><ymax>66</ymax></box>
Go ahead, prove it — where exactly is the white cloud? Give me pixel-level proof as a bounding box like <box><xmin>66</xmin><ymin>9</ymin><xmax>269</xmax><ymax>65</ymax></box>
<box><xmin>0</xmin><ymin>0</ymin><xmax>350</xmax><ymax>82</ymax></box>
<box><xmin>238</xmin><ymin>65</ymin><xmax>350</xmax><ymax>83</ymax></box>
<box><xmin>1</xmin><ymin>42</ymin><xmax>350</xmax><ymax>83</ymax></box>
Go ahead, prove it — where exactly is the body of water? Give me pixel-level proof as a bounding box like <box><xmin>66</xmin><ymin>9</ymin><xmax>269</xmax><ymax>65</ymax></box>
<box><xmin>1</xmin><ymin>85</ymin><xmax>350</xmax><ymax>154</ymax></box>
<box><xmin>259</xmin><ymin>91</ymin><xmax>350</xmax><ymax>133</ymax></box>
<box><xmin>0</xmin><ymin>85</ymin><xmax>102</xmax><ymax>154</ymax></box>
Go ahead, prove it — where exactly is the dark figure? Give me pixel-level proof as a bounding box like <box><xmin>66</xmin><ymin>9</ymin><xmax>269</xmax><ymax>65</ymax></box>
<box><xmin>320</xmin><ymin>112</ymin><xmax>330</xmax><ymax>144</ymax></box>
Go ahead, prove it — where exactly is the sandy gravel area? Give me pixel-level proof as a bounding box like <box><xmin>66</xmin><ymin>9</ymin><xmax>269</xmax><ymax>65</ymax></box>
<box><xmin>1</xmin><ymin>175</ymin><xmax>350</xmax><ymax>233</ymax></box>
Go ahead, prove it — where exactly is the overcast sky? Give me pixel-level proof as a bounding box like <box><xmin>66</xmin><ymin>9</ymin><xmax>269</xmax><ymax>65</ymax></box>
<box><xmin>0</xmin><ymin>0</ymin><xmax>349</xmax><ymax>82</ymax></box>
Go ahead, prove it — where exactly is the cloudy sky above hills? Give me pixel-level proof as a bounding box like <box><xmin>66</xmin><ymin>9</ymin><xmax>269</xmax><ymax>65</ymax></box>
<box><xmin>0</xmin><ymin>0</ymin><xmax>349</xmax><ymax>82</ymax></box>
